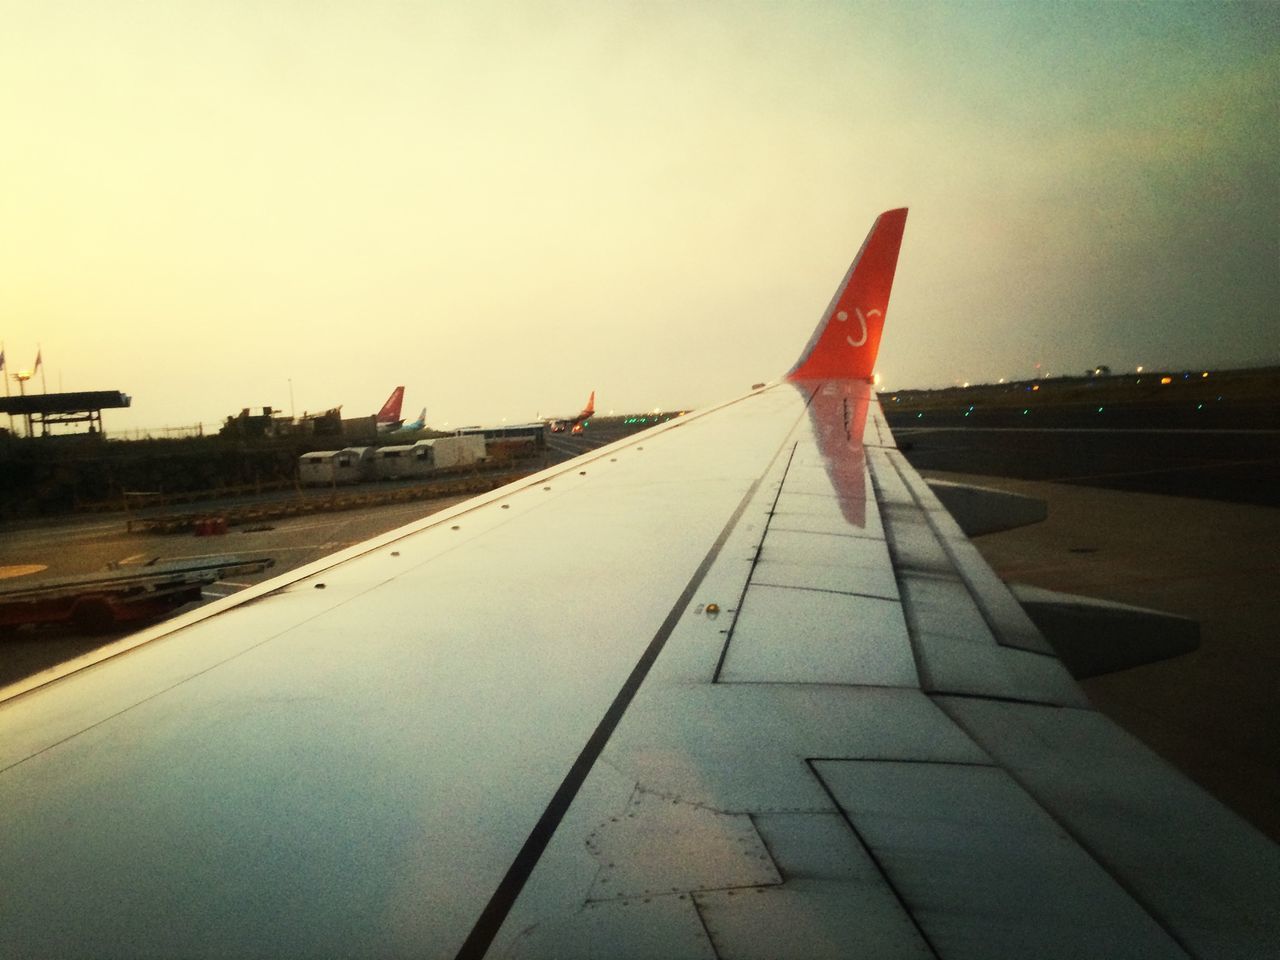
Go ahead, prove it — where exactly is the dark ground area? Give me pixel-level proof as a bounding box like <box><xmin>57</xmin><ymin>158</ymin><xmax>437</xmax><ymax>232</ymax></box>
<box><xmin>888</xmin><ymin>425</ymin><xmax>1280</xmax><ymax>506</ymax></box>
<box><xmin>884</xmin><ymin>366</ymin><xmax>1280</xmax><ymax>506</ymax></box>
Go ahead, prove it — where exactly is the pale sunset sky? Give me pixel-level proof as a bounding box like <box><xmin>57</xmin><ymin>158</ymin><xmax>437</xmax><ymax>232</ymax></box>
<box><xmin>2</xmin><ymin>1</ymin><xmax>1276</xmax><ymax>433</ymax></box>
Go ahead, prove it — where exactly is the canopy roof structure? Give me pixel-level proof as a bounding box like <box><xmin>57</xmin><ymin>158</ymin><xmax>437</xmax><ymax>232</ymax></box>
<box><xmin>0</xmin><ymin>391</ymin><xmax>131</xmax><ymax>438</ymax></box>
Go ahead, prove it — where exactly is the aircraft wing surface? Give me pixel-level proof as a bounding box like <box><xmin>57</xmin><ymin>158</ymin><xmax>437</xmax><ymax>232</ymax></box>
<box><xmin>2</xmin><ymin>210</ymin><xmax>1276</xmax><ymax>959</ymax></box>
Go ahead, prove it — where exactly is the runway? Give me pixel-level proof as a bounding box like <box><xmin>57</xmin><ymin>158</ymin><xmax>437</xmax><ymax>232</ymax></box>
<box><xmin>892</xmin><ymin>423</ymin><xmax>1280</xmax><ymax>506</ymax></box>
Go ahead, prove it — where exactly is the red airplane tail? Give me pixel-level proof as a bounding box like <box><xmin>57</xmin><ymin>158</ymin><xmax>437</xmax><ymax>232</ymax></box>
<box><xmin>581</xmin><ymin>390</ymin><xmax>595</xmax><ymax>418</ymax></box>
<box><xmin>377</xmin><ymin>386</ymin><xmax>405</xmax><ymax>424</ymax></box>
<box><xmin>787</xmin><ymin>208</ymin><xmax>907</xmax><ymax>382</ymax></box>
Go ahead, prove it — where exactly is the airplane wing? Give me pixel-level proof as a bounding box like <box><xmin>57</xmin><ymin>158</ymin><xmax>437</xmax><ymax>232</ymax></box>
<box><xmin>2</xmin><ymin>210</ymin><xmax>1276</xmax><ymax>959</ymax></box>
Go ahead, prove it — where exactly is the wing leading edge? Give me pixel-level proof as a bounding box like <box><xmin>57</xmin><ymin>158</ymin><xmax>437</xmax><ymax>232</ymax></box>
<box><xmin>1</xmin><ymin>210</ymin><xmax>1276</xmax><ymax>959</ymax></box>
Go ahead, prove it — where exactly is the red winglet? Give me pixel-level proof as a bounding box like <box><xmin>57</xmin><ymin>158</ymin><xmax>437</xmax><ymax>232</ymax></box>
<box><xmin>787</xmin><ymin>208</ymin><xmax>907</xmax><ymax>382</ymax></box>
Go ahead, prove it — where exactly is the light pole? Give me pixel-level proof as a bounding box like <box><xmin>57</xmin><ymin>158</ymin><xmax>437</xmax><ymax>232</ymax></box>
<box><xmin>14</xmin><ymin>371</ymin><xmax>32</xmax><ymax>437</ymax></box>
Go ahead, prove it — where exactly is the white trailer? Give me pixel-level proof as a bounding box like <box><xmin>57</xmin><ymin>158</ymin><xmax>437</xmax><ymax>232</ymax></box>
<box><xmin>414</xmin><ymin>435</ymin><xmax>486</xmax><ymax>469</ymax></box>
<box><xmin>373</xmin><ymin>444</ymin><xmax>427</xmax><ymax>480</ymax></box>
<box><xmin>298</xmin><ymin>450</ymin><xmax>364</xmax><ymax>486</ymax></box>
<box><xmin>339</xmin><ymin>446</ymin><xmax>378</xmax><ymax>481</ymax></box>
<box><xmin>374</xmin><ymin>436</ymin><xmax>486</xmax><ymax>480</ymax></box>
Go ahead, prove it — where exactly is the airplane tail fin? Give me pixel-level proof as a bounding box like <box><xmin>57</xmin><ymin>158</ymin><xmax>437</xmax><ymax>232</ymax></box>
<box><xmin>583</xmin><ymin>390</ymin><xmax>595</xmax><ymax>417</ymax></box>
<box><xmin>377</xmin><ymin>386</ymin><xmax>405</xmax><ymax>423</ymax></box>
<box><xmin>787</xmin><ymin>208</ymin><xmax>907</xmax><ymax>382</ymax></box>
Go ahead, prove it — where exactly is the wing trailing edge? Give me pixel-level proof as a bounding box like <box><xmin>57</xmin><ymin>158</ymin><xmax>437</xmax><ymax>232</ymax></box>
<box><xmin>787</xmin><ymin>207</ymin><xmax>907</xmax><ymax>382</ymax></box>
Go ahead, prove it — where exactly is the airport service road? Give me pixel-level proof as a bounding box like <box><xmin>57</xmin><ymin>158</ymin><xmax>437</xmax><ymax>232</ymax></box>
<box><xmin>0</xmin><ymin>493</ymin><xmax>475</xmax><ymax>687</ymax></box>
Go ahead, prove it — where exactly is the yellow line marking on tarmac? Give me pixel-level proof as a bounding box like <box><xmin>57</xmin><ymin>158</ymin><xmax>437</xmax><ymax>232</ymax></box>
<box><xmin>0</xmin><ymin>564</ymin><xmax>48</xmax><ymax>580</ymax></box>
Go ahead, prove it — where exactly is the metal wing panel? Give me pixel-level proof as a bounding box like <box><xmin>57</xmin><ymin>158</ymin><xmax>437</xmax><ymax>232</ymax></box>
<box><xmin>813</xmin><ymin>759</ymin><xmax>1186</xmax><ymax>960</ymax></box>
<box><xmin>939</xmin><ymin>697</ymin><xmax>1280</xmax><ymax>960</ymax></box>
<box><xmin>0</xmin><ymin>386</ymin><xmax>816</xmax><ymax>959</ymax></box>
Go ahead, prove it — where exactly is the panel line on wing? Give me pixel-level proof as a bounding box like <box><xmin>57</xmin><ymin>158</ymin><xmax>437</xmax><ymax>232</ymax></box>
<box><xmin>814</xmin><ymin>757</ymin><xmax>1190</xmax><ymax>960</ymax></box>
<box><xmin>711</xmin><ymin>442</ymin><xmax>801</xmax><ymax>683</ymax></box>
<box><xmin>456</xmin><ymin>404</ymin><xmax>809</xmax><ymax>960</ymax></box>
<box><xmin>745</xmin><ymin>582</ymin><xmax>899</xmax><ymax>602</ymax></box>
<box><xmin>869</xmin><ymin>447</ymin><xmax>1086</xmax><ymax>707</ymax></box>
<box><xmin>874</xmin><ymin>710</ymin><xmax>1199</xmax><ymax>959</ymax></box>
<box><xmin>866</xmin><ymin>452</ymin><xmax>929</xmax><ymax>685</ymax></box>
<box><xmin>804</xmin><ymin>758</ymin><xmax>943</xmax><ymax>959</ymax></box>
<box><xmin>882</xmin><ymin>448</ymin><xmax>1054</xmax><ymax>656</ymax></box>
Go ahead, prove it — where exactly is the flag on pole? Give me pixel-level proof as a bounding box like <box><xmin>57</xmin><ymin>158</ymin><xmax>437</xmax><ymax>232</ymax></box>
<box><xmin>33</xmin><ymin>349</ymin><xmax>42</xmax><ymax>372</ymax></box>
<box><xmin>0</xmin><ymin>345</ymin><xmax>6</xmax><ymax>371</ymax></box>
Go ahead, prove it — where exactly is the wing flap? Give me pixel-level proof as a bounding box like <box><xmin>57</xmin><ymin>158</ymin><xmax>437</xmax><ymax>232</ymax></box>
<box><xmin>939</xmin><ymin>697</ymin><xmax>1280</xmax><ymax>959</ymax></box>
<box><xmin>814</xmin><ymin>759</ymin><xmax>1187</xmax><ymax>959</ymax></box>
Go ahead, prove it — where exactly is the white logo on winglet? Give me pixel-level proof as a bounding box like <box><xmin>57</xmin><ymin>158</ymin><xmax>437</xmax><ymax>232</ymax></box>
<box><xmin>835</xmin><ymin>307</ymin><xmax>879</xmax><ymax>347</ymax></box>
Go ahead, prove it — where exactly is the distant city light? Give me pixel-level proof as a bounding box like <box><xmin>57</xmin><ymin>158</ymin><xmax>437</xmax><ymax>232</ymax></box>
<box><xmin>1201</xmin><ymin>372</ymin><xmax>1209</xmax><ymax>378</ymax></box>
<box><xmin>1136</xmin><ymin>365</ymin><xmax>1144</xmax><ymax>373</ymax></box>
<box><xmin>1031</xmin><ymin>385</ymin><xmax>1040</xmax><ymax>392</ymax></box>
<box><xmin>1160</xmin><ymin>376</ymin><xmax>1173</xmax><ymax>385</ymax></box>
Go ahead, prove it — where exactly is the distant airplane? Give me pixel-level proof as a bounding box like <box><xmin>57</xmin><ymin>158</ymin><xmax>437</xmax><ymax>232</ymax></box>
<box><xmin>396</xmin><ymin>407</ymin><xmax>427</xmax><ymax>433</ymax></box>
<box><xmin>548</xmin><ymin>389</ymin><xmax>595</xmax><ymax>434</ymax></box>
<box><xmin>375</xmin><ymin>386</ymin><xmax>405</xmax><ymax>433</ymax></box>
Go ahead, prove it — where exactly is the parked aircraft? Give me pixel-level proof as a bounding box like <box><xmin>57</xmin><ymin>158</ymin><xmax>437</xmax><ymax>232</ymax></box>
<box><xmin>1</xmin><ymin>209</ymin><xmax>1275</xmax><ymax>958</ymax></box>
<box><xmin>375</xmin><ymin>385</ymin><xmax>405</xmax><ymax>432</ymax></box>
<box><xmin>548</xmin><ymin>389</ymin><xmax>594</xmax><ymax>434</ymax></box>
<box><xmin>396</xmin><ymin>407</ymin><xmax>427</xmax><ymax>432</ymax></box>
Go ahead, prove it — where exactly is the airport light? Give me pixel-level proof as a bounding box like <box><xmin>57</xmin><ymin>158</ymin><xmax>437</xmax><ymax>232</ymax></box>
<box><xmin>1160</xmin><ymin>376</ymin><xmax>1173</xmax><ymax>385</ymax></box>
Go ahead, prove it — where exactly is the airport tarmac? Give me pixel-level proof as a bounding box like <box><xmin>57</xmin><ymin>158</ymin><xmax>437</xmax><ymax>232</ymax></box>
<box><xmin>927</xmin><ymin>470</ymin><xmax>1280</xmax><ymax>843</ymax></box>
<box><xmin>0</xmin><ymin>493</ymin><xmax>476</xmax><ymax>687</ymax></box>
